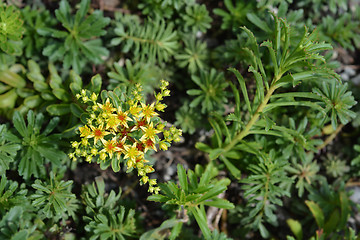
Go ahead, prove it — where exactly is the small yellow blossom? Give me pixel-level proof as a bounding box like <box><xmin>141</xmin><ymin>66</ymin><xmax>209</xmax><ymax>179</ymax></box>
<box><xmin>106</xmin><ymin>115</ymin><xmax>120</xmax><ymax>132</ymax></box>
<box><xmin>81</xmin><ymin>138</ymin><xmax>89</xmax><ymax>147</ymax></box>
<box><xmin>101</xmin><ymin>137</ymin><xmax>119</xmax><ymax>159</ymax></box>
<box><xmin>124</xmin><ymin>143</ymin><xmax>143</xmax><ymax>161</ymax></box>
<box><xmin>88</xmin><ymin>123</ymin><xmax>110</xmax><ymax>144</ymax></box>
<box><xmin>139</xmin><ymin>102</ymin><xmax>158</xmax><ymax>122</ymax></box>
<box><xmin>129</xmin><ymin>103</ymin><xmax>142</xmax><ymax>119</ymax></box>
<box><xmin>99</xmin><ymin>152</ymin><xmax>107</xmax><ymax>161</ymax></box>
<box><xmin>91</xmin><ymin>92</ymin><xmax>98</xmax><ymax>101</ymax></box>
<box><xmin>98</xmin><ymin>99</ymin><xmax>116</xmax><ymax>116</ymax></box>
<box><xmin>116</xmin><ymin>107</ymin><xmax>132</xmax><ymax>128</ymax></box>
<box><xmin>143</xmin><ymin>139</ymin><xmax>157</xmax><ymax>152</ymax></box>
<box><xmin>140</xmin><ymin>122</ymin><xmax>160</xmax><ymax>142</ymax></box>
<box><xmin>79</xmin><ymin>125</ymin><xmax>91</xmax><ymax>138</ymax></box>
<box><xmin>155</xmin><ymin>103</ymin><xmax>166</xmax><ymax>112</ymax></box>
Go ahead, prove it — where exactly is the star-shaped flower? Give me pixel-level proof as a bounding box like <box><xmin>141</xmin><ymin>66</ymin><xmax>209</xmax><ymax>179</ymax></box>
<box><xmin>98</xmin><ymin>99</ymin><xmax>116</xmax><ymax>116</ymax></box>
<box><xmin>101</xmin><ymin>137</ymin><xmax>119</xmax><ymax>159</ymax></box>
<box><xmin>124</xmin><ymin>143</ymin><xmax>143</xmax><ymax>161</ymax></box>
<box><xmin>79</xmin><ymin>125</ymin><xmax>91</xmax><ymax>138</ymax></box>
<box><xmin>116</xmin><ymin>106</ymin><xmax>132</xmax><ymax>128</ymax></box>
<box><xmin>140</xmin><ymin>122</ymin><xmax>161</xmax><ymax>142</ymax></box>
<box><xmin>106</xmin><ymin>115</ymin><xmax>120</xmax><ymax>132</ymax></box>
<box><xmin>139</xmin><ymin>102</ymin><xmax>158</xmax><ymax>122</ymax></box>
<box><xmin>88</xmin><ymin>123</ymin><xmax>110</xmax><ymax>144</ymax></box>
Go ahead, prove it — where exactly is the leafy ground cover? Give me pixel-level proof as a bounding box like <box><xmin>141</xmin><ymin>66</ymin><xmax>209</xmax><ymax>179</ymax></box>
<box><xmin>1</xmin><ymin>0</ymin><xmax>360</xmax><ymax>239</ymax></box>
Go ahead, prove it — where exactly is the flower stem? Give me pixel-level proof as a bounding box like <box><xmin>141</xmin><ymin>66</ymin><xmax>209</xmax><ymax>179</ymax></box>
<box><xmin>223</xmin><ymin>79</ymin><xmax>279</xmax><ymax>155</ymax></box>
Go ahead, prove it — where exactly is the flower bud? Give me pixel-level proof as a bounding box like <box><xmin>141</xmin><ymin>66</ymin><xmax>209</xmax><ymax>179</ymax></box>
<box><xmin>71</xmin><ymin>141</ymin><xmax>80</xmax><ymax>148</ymax></box>
<box><xmin>159</xmin><ymin>141</ymin><xmax>168</xmax><ymax>151</ymax></box>
<box><xmin>100</xmin><ymin>152</ymin><xmax>107</xmax><ymax>160</ymax></box>
<box><xmin>91</xmin><ymin>93</ymin><xmax>98</xmax><ymax>101</ymax></box>
<box><xmin>155</xmin><ymin>103</ymin><xmax>166</xmax><ymax>111</ymax></box>
<box><xmin>149</xmin><ymin>179</ymin><xmax>157</xmax><ymax>186</ymax></box>
<box><xmin>141</xmin><ymin>175</ymin><xmax>149</xmax><ymax>184</ymax></box>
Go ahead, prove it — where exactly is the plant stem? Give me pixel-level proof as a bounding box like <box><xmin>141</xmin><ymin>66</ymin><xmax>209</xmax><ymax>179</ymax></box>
<box><xmin>317</xmin><ymin>124</ymin><xmax>344</xmax><ymax>150</ymax></box>
<box><xmin>223</xmin><ymin>84</ymin><xmax>278</xmax><ymax>153</ymax></box>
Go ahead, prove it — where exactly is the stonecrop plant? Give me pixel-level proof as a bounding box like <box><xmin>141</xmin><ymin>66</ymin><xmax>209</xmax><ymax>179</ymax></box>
<box><xmin>70</xmin><ymin>80</ymin><xmax>182</xmax><ymax>193</ymax></box>
<box><xmin>2</xmin><ymin>0</ymin><xmax>360</xmax><ymax>239</ymax></box>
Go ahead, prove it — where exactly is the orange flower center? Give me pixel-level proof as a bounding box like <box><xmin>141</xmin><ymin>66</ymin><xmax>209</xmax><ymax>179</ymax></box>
<box><xmin>94</xmin><ymin>129</ymin><xmax>102</xmax><ymax>137</ymax></box>
<box><xmin>118</xmin><ymin>113</ymin><xmax>126</xmax><ymax>121</ymax></box>
<box><xmin>145</xmin><ymin>139</ymin><xmax>154</xmax><ymax>147</ymax></box>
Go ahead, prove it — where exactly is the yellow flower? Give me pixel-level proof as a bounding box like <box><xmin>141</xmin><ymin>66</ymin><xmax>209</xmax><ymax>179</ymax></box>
<box><xmin>129</xmin><ymin>103</ymin><xmax>141</xmax><ymax>119</ymax></box>
<box><xmin>115</xmin><ymin>137</ymin><xmax>127</xmax><ymax>160</ymax></box>
<box><xmin>101</xmin><ymin>137</ymin><xmax>119</xmax><ymax>159</ymax></box>
<box><xmin>116</xmin><ymin>107</ymin><xmax>132</xmax><ymax>128</ymax></box>
<box><xmin>124</xmin><ymin>143</ymin><xmax>143</xmax><ymax>161</ymax></box>
<box><xmin>88</xmin><ymin>123</ymin><xmax>110</xmax><ymax>144</ymax></box>
<box><xmin>143</xmin><ymin>138</ymin><xmax>157</xmax><ymax>152</ymax></box>
<box><xmin>140</xmin><ymin>122</ymin><xmax>160</xmax><ymax>142</ymax></box>
<box><xmin>81</xmin><ymin>138</ymin><xmax>89</xmax><ymax>147</ymax></box>
<box><xmin>159</xmin><ymin>141</ymin><xmax>168</xmax><ymax>151</ymax></box>
<box><xmin>98</xmin><ymin>99</ymin><xmax>116</xmax><ymax>116</ymax></box>
<box><xmin>99</xmin><ymin>152</ymin><xmax>107</xmax><ymax>161</ymax></box>
<box><xmin>139</xmin><ymin>102</ymin><xmax>158</xmax><ymax>122</ymax></box>
<box><xmin>155</xmin><ymin>103</ymin><xmax>166</xmax><ymax>112</ymax></box>
<box><xmin>106</xmin><ymin>115</ymin><xmax>120</xmax><ymax>132</ymax></box>
<box><xmin>79</xmin><ymin>125</ymin><xmax>91</xmax><ymax>138</ymax></box>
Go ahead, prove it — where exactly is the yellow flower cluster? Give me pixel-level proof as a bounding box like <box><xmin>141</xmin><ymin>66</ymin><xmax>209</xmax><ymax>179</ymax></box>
<box><xmin>69</xmin><ymin>80</ymin><xmax>182</xmax><ymax>194</ymax></box>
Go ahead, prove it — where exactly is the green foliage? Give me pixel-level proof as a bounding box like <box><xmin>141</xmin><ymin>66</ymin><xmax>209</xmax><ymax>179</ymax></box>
<box><xmin>213</xmin><ymin>0</ymin><xmax>255</xmax><ymax>31</ymax></box>
<box><xmin>0</xmin><ymin>1</ymin><xmax>359</xmax><ymax>239</ymax></box>
<box><xmin>175</xmin><ymin>101</ymin><xmax>202</xmax><ymax>134</ymax></box>
<box><xmin>0</xmin><ymin>125</ymin><xmax>20</xmax><ymax>175</ymax></box>
<box><xmin>313</xmin><ymin>82</ymin><xmax>357</xmax><ymax>129</ymax></box>
<box><xmin>187</xmin><ymin>69</ymin><xmax>228</xmax><ymax>113</ymax></box>
<box><xmin>148</xmin><ymin>163</ymin><xmax>234</xmax><ymax>240</ymax></box>
<box><xmin>175</xmin><ymin>36</ymin><xmax>209</xmax><ymax>74</ymax></box>
<box><xmin>111</xmin><ymin>12</ymin><xmax>179</xmax><ymax>64</ymax></box>
<box><xmin>286</xmin><ymin>180</ymin><xmax>353</xmax><ymax>239</ymax></box>
<box><xmin>0</xmin><ymin>206</ymin><xmax>29</xmax><ymax>240</ymax></box>
<box><xmin>107</xmin><ymin>59</ymin><xmax>163</xmax><ymax>94</ymax></box>
<box><xmin>241</xmin><ymin>151</ymin><xmax>292</xmax><ymax>238</ymax></box>
<box><xmin>41</xmin><ymin>0</ymin><xmax>110</xmax><ymax>73</ymax></box>
<box><xmin>83</xmin><ymin>177</ymin><xmax>137</xmax><ymax>240</ymax></box>
<box><xmin>323</xmin><ymin>154</ymin><xmax>350</xmax><ymax>178</ymax></box>
<box><xmin>30</xmin><ymin>171</ymin><xmax>78</xmax><ymax>221</ymax></box>
<box><xmin>0</xmin><ymin>4</ymin><xmax>24</xmax><ymax>55</ymax></box>
<box><xmin>318</xmin><ymin>14</ymin><xmax>360</xmax><ymax>51</ymax></box>
<box><xmin>286</xmin><ymin>153</ymin><xmax>320</xmax><ymax>197</ymax></box>
<box><xmin>181</xmin><ymin>4</ymin><xmax>212</xmax><ymax>33</ymax></box>
<box><xmin>0</xmin><ymin>176</ymin><xmax>27</xmax><ymax>215</ymax></box>
<box><xmin>21</xmin><ymin>6</ymin><xmax>56</xmax><ymax>58</ymax></box>
<box><xmin>274</xmin><ymin>117</ymin><xmax>323</xmax><ymax>160</ymax></box>
<box><xmin>5</xmin><ymin>111</ymin><xmax>67</xmax><ymax>179</ymax></box>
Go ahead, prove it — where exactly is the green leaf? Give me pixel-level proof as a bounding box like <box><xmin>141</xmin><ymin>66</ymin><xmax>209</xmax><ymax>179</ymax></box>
<box><xmin>228</xmin><ymin>68</ymin><xmax>252</xmax><ymax>114</ymax></box>
<box><xmin>111</xmin><ymin>156</ymin><xmax>121</xmax><ymax>172</ymax></box>
<box><xmin>46</xmin><ymin>104</ymin><xmax>71</xmax><ymax>115</ymax></box>
<box><xmin>53</xmin><ymin>88</ymin><xmax>71</xmax><ymax>101</ymax></box>
<box><xmin>36</xmin><ymin>145</ymin><xmax>64</xmax><ymax>165</ymax></box>
<box><xmin>339</xmin><ymin>191</ymin><xmax>350</xmax><ymax>229</ymax></box>
<box><xmin>203</xmin><ymin>198</ymin><xmax>234</xmax><ymax>209</ymax></box>
<box><xmin>209</xmin><ymin>148</ymin><xmax>224</xmax><ymax>160</ymax></box>
<box><xmin>305</xmin><ymin>200</ymin><xmax>324</xmax><ymax>228</ymax></box>
<box><xmin>177</xmin><ymin>164</ymin><xmax>188</xmax><ymax>194</ymax></box>
<box><xmin>247</xmin><ymin>13</ymin><xmax>271</xmax><ymax>33</ymax></box>
<box><xmin>88</xmin><ymin>74</ymin><xmax>102</xmax><ymax>94</ymax></box>
<box><xmin>12</xmin><ymin>111</ymin><xmax>27</xmax><ymax>137</ymax></box>
<box><xmin>190</xmin><ymin>206</ymin><xmax>211</xmax><ymax>240</ymax></box>
<box><xmin>24</xmin><ymin>95</ymin><xmax>42</xmax><ymax>108</ymax></box>
<box><xmin>220</xmin><ymin>156</ymin><xmax>241</xmax><ymax>180</ymax></box>
<box><xmin>287</xmin><ymin>219</ymin><xmax>303</xmax><ymax>240</ymax></box>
